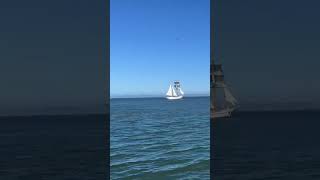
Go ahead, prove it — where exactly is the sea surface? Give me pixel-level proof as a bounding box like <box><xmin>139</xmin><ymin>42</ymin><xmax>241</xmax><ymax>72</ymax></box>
<box><xmin>0</xmin><ymin>114</ymin><xmax>107</xmax><ymax>180</ymax></box>
<box><xmin>111</xmin><ymin>97</ymin><xmax>210</xmax><ymax>179</ymax></box>
<box><xmin>213</xmin><ymin>110</ymin><xmax>320</xmax><ymax>180</ymax></box>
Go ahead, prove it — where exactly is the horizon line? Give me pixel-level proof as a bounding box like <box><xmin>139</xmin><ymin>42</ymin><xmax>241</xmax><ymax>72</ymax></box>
<box><xmin>110</xmin><ymin>95</ymin><xmax>210</xmax><ymax>99</ymax></box>
<box><xmin>2</xmin><ymin>109</ymin><xmax>320</xmax><ymax>118</ymax></box>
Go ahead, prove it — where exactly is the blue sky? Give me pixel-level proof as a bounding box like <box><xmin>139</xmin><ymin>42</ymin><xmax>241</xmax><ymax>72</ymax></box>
<box><xmin>213</xmin><ymin>0</ymin><xmax>320</xmax><ymax>105</ymax></box>
<box><xmin>0</xmin><ymin>0</ymin><xmax>106</xmax><ymax>115</ymax></box>
<box><xmin>110</xmin><ymin>0</ymin><xmax>210</xmax><ymax>97</ymax></box>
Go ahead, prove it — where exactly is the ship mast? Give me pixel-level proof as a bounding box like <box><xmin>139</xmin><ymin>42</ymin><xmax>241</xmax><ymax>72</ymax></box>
<box><xmin>211</xmin><ymin>2</ymin><xmax>216</xmax><ymax>116</ymax></box>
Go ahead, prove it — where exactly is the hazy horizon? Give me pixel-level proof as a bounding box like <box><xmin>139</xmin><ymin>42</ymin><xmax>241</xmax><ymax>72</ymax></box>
<box><xmin>3</xmin><ymin>98</ymin><xmax>320</xmax><ymax>117</ymax></box>
<box><xmin>111</xmin><ymin>93</ymin><xmax>210</xmax><ymax>98</ymax></box>
<box><xmin>111</xmin><ymin>90</ymin><xmax>210</xmax><ymax>98</ymax></box>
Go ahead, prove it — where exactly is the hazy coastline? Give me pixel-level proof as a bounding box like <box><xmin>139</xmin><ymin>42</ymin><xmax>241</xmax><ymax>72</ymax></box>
<box><xmin>1</xmin><ymin>97</ymin><xmax>320</xmax><ymax>117</ymax></box>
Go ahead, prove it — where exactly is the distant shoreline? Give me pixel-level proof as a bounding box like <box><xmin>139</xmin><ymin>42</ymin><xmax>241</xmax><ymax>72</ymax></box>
<box><xmin>111</xmin><ymin>95</ymin><xmax>210</xmax><ymax>99</ymax></box>
<box><xmin>2</xmin><ymin>109</ymin><xmax>320</xmax><ymax>118</ymax></box>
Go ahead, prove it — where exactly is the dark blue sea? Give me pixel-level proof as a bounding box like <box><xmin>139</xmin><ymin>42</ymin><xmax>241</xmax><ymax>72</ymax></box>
<box><xmin>0</xmin><ymin>114</ymin><xmax>107</xmax><ymax>180</ymax></box>
<box><xmin>111</xmin><ymin>97</ymin><xmax>210</xmax><ymax>179</ymax></box>
<box><xmin>2</xmin><ymin>104</ymin><xmax>319</xmax><ymax>179</ymax></box>
<box><xmin>213</xmin><ymin>110</ymin><xmax>320</xmax><ymax>180</ymax></box>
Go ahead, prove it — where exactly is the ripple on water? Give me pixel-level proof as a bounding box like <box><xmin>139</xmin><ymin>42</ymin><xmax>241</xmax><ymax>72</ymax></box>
<box><xmin>111</xmin><ymin>97</ymin><xmax>210</xmax><ymax>179</ymax></box>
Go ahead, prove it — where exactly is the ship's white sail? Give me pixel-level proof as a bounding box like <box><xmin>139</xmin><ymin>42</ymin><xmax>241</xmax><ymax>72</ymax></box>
<box><xmin>166</xmin><ymin>81</ymin><xmax>183</xmax><ymax>100</ymax></box>
<box><xmin>166</xmin><ymin>84</ymin><xmax>178</xmax><ymax>97</ymax></box>
<box><xmin>179</xmin><ymin>88</ymin><xmax>184</xmax><ymax>95</ymax></box>
<box><xmin>210</xmin><ymin>89</ymin><xmax>215</xmax><ymax>110</ymax></box>
<box><xmin>166</xmin><ymin>85</ymin><xmax>173</xmax><ymax>96</ymax></box>
<box><xmin>211</xmin><ymin>63</ymin><xmax>239</xmax><ymax>119</ymax></box>
<box><xmin>224</xmin><ymin>86</ymin><xmax>238</xmax><ymax>106</ymax></box>
<box><xmin>172</xmin><ymin>87</ymin><xmax>178</xmax><ymax>96</ymax></box>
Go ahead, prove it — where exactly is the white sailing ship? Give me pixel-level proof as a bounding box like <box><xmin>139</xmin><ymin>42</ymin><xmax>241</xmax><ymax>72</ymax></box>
<box><xmin>166</xmin><ymin>81</ymin><xmax>184</xmax><ymax>100</ymax></box>
<box><xmin>211</xmin><ymin>63</ymin><xmax>239</xmax><ymax>119</ymax></box>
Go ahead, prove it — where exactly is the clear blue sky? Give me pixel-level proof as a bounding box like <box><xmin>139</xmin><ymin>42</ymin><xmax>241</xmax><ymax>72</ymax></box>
<box><xmin>0</xmin><ymin>0</ymin><xmax>106</xmax><ymax>115</ymax></box>
<box><xmin>110</xmin><ymin>0</ymin><xmax>210</xmax><ymax>97</ymax></box>
<box><xmin>214</xmin><ymin>0</ymin><xmax>320</xmax><ymax>107</ymax></box>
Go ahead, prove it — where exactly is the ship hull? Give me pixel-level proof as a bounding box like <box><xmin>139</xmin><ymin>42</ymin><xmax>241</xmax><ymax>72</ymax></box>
<box><xmin>211</xmin><ymin>107</ymin><xmax>238</xmax><ymax>119</ymax></box>
<box><xmin>166</xmin><ymin>96</ymin><xmax>183</xmax><ymax>100</ymax></box>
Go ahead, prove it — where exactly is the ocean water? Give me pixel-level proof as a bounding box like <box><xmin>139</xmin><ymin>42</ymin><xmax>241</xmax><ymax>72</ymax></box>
<box><xmin>111</xmin><ymin>97</ymin><xmax>210</xmax><ymax>179</ymax></box>
<box><xmin>0</xmin><ymin>114</ymin><xmax>107</xmax><ymax>180</ymax></box>
<box><xmin>213</xmin><ymin>110</ymin><xmax>320</xmax><ymax>180</ymax></box>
